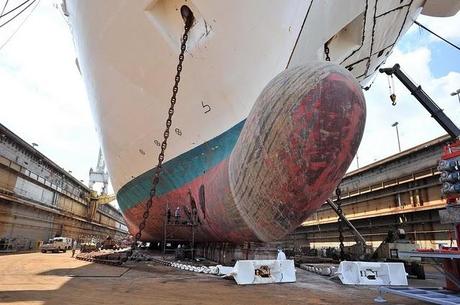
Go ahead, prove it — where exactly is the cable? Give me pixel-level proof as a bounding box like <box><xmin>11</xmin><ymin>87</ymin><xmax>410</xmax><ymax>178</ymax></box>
<box><xmin>0</xmin><ymin>0</ymin><xmax>35</xmax><ymax>28</ymax></box>
<box><xmin>0</xmin><ymin>0</ymin><xmax>29</xmax><ymax>18</ymax></box>
<box><xmin>414</xmin><ymin>20</ymin><xmax>460</xmax><ymax>52</ymax></box>
<box><xmin>0</xmin><ymin>0</ymin><xmax>39</xmax><ymax>52</ymax></box>
<box><xmin>0</xmin><ymin>0</ymin><xmax>9</xmax><ymax>17</ymax></box>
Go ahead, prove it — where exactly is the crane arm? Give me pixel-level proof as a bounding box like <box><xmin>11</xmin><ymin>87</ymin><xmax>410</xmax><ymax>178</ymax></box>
<box><xmin>326</xmin><ymin>199</ymin><xmax>367</xmax><ymax>245</ymax></box>
<box><xmin>379</xmin><ymin>64</ymin><xmax>460</xmax><ymax>139</ymax></box>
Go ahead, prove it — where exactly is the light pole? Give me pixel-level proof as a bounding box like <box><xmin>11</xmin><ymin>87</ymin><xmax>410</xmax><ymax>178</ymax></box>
<box><xmin>392</xmin><ymin>122</ymin><xmax>401</xmax><ymax>153</ymax></box>
<box><xmin>451</xmin><ymin>89</ymin><xmax>460</xmax><ymax>103</ymax></box>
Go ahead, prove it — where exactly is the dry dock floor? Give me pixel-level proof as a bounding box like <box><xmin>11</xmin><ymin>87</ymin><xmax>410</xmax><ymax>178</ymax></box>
<box><xmin>0</xmin><ymin>251</ymin><xmax>443</xmax><ymax>304</ymax></box>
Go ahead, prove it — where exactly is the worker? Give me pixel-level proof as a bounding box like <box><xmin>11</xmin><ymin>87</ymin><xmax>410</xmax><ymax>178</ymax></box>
<box><xmin>71</xmin><ymin>240</ymin><xmax>77</xmax><ymax>258</ymax></box>
<box><xmin>174</xmin><ymin>207</ymin><xmax>180</xmax><ymax>224</ymax></box>
<box><xmin>321</xmin><ymin>248</ymin><xmax>327</xmax><ymax>257</ymax></box>
<box><xmin>167</xmin><ymin>208</ymin><xmax>171</xmax><ymax>224</ymax></box>
<box><xmin>277</xmin><ymin>248</ymin><xmax>286</xmax><ymax>260</ymax></box>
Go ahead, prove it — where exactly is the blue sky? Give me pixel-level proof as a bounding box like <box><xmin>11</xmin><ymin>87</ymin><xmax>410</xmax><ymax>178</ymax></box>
<box><xmin>398</xmin><ymin>27</ymin><xmax>460</xmax><ymax>77</ymax></box>
<box><xmin>0</xmin><ymin>1</ymin><xmax>459</xmax><ymax>192</ymax></box>
<box><xmin>429</xmin><ymin>42</ymin><xmax>460</xmax><ymax>77</ymax></box>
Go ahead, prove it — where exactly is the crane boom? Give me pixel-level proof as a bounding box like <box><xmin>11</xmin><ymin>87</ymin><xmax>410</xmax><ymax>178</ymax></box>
<box><xmin>379</xmin><ymin>64</ymin><xmax>460</xmax><ymax>139</ymax></box>
<box><xmin>326</xmin><ymin>199</ymin><xmax>367</xmax><ymax>246</ymax></box>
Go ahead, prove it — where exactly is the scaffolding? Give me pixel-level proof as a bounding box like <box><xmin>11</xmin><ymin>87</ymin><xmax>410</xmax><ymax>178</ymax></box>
<box><xmin>162</xmin><ymin>203</ymin><xmax>201</xmax><ymax>259</ymax></box>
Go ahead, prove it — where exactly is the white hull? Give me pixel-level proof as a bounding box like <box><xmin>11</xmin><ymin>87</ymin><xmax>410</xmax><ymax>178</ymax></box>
<box><xmin>64</xmin><ymin>0</ymin><xmax>452</xmax><ymax>193</ymax></box>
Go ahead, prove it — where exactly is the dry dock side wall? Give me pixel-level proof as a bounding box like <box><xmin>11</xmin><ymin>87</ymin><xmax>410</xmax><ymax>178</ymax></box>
<box><xmin>0</xmin><ymin>123</ymin><xmax>128</xmax><ymax>251</ymax></box>
<box><xmin>291</xmin><ymin>135</ymin><xmax>457</xmax><ymax>250</ymax></box>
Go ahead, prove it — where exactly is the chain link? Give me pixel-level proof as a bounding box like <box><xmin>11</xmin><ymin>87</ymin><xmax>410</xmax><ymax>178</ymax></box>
<box><xmin>336</xmin><ymin>187</ymin><xmax>345</xmax><ymax>260</ymax></box>
<box><xmin>123</xmin><ymin>7</ymin><xmax>194</xmax><ymax>262</ymax></box>
<box><xmin>324</xmin><ymin>43</ymin><xmax>331</xmax><ymax>62</ymax></box>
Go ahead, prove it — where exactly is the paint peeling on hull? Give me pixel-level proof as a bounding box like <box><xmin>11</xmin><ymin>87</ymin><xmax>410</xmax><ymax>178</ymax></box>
<box><xmin>123</xmin><ymin>62</ymin><xmax>366</xmax><ymax>243</ymax></box>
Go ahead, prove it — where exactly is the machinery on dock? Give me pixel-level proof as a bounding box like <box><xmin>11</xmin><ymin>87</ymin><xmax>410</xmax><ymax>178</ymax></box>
<box><xmin>80</xmin><ymin>242</ymin><xmax>98</xmax><ymax>253</ymax></box>
<box><xmin>373</xmin><ymin>229</ymin><xmax>425</xmax><ymax>279</ymax></box>
<box><xmin>100</xmin><ymin>236</ymin><xmax>120</xmax><ymax>250</ymax></box>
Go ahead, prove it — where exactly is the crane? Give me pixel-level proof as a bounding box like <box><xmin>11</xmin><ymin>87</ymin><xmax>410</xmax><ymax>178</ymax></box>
<box><xmin>379</xmin><ymin>64</ymin><xmax>460</xmax><ymax>269</ymax></box>
<box><xmin>379</xmin><ymin>64</ymin><xmax>460</xmax><ymax>140</ymax></box>
<box><xmin>89</xmin><ymin>148</ymin><xmax>109</xmax><ymax>195</ymax></box>
<box><xmin>87</xmin><ymin>149</ymin><xmax>116</xmax><ymax>220</ymax></box>
<box><xmin>379</xmin><ymin>63</ymin><xmax>460</xmax><ymax>199</ymax></box>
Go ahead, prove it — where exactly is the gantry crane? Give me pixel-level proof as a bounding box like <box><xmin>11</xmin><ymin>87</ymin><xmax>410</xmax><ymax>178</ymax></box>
<box><xmin>89</xmin><ymin>148</ymin><xmax>109</xmax><ymax>195</ymax></box>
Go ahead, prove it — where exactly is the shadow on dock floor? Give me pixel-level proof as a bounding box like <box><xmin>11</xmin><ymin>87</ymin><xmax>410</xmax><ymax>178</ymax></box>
<box><xmin>0</xmin><ymin>251</ymin><xmax>439</xmax><ymax>305</ymax></box>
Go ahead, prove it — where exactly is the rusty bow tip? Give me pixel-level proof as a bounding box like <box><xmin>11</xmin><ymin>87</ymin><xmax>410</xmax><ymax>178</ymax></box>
<box><xmin>180</xmin><ymin>5</ymin><xmax>194</xmax><ymax>28</ymax></box>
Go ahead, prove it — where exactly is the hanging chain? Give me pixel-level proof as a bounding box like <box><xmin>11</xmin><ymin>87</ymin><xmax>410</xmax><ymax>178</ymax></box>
<box><xmin>336</xmin><ymin>187</ymin><xmax>345</xmax><ymax>260</ymax></box>
<box><xmin>324</xmin><ymin>42</ymin><xmax>331</xmax><ymax>62</ymax></box>
<box><xmin>387</xmin><ymin>74</ymin><xmax>397</xmax><ymax>106</ymax></box>
<box><xmin>123</xmin><ymin>6</ymin><xmax>194</xmax><ymax>261</ymax></box>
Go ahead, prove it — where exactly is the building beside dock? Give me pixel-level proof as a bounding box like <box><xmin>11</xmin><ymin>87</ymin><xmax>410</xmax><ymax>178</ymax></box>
<box><xmin>0</xmin><ymin>123</ymin><xmax>128</xmax><ymax>252</ymax></box>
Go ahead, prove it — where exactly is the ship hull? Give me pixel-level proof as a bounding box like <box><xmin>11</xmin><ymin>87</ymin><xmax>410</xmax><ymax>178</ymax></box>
<box><xmin>121</xmin><ymin>63</ymin><xmax>365</xmax><ymax>242</ymax></box>
<box><xmin>64</xmin><ymin>0</ymin><xmax>446</xmax><ymax>242</ymax></box>
<box><xmin>120</xmin><ymin>122</ymin><xmax>248</xmax><ymax>242</ymax></box>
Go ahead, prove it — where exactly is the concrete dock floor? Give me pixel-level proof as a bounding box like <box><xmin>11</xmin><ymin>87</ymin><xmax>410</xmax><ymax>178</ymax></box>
<box><xmin>0</xmin><ymin>252</ymin><xmax>443</xmax><ymax>304</ymax></box>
